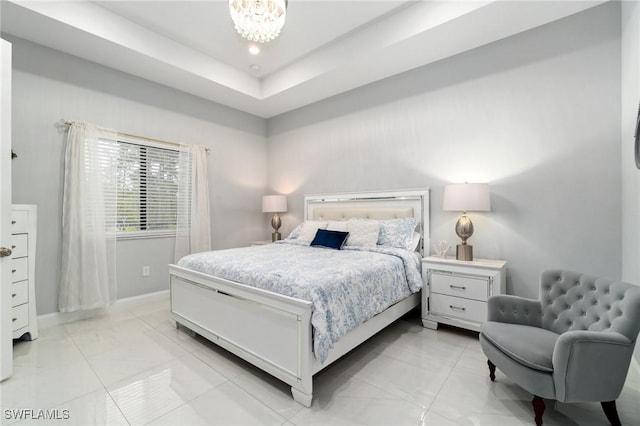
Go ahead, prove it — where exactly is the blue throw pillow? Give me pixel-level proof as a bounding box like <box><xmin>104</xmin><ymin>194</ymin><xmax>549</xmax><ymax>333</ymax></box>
<box><xmin>310</xmin><ymin>229</ymin><xmax>350</xmax><ymax>250</ymax></box>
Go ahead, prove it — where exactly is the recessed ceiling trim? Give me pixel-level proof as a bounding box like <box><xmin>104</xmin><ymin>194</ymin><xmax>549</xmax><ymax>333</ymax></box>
<box><xmin>1</xmin><ymin>0</ymin><xmax>608</xmax><ymax>119</ymax></box>
<box><xmin>6</xmin><ymin>0</ymin><xmax>261</xmax><ymax>97</ymax></box>
<box><xmin>261</xmin><ymin>1</ymin><xmax>491</xmax><ymax>98</ymax></box>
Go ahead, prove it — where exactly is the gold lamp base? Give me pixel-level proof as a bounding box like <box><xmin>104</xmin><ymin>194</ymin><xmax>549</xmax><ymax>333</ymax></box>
<box><xmin>456</xmin><ymin>244</ymin><xmax>473</xmax><ymax>261</ymax></box>
<box><xmin>271</xmin><ymin>213</ymin><xmax>282</xmax><ymax>242</ymax></box>
<box><xmin>455</xmin><ymin>213</ymin><xmax>474</xmax><ymax>261</ymax></box>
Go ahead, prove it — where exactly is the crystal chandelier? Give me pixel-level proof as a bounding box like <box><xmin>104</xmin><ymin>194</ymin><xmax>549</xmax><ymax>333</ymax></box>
<box><xmin>229</xmin><ymin>0</ymin><xmax>287</xmax><ymax>43</ymax></box>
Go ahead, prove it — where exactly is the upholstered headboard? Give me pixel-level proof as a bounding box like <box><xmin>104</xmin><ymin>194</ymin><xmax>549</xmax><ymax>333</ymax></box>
<box><xmin>312</xmin><ymin>207</ymin><xmax>414</xmax><ymax>221</ymax></box>
<box><xmin>304</xmin><ymin>189</ymin><xmax>429</xmax><ymax>255</ymax></box>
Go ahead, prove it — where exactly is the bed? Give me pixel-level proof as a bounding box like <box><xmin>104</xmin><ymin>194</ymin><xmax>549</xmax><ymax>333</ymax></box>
<box><xmin>169</xmin><ymin>189</ymin><xmax>430</xmax><ymax>407</ymax></box>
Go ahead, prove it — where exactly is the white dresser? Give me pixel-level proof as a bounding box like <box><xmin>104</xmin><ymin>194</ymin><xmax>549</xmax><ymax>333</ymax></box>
<box><xmin>422</xmin><ymin>256</ymin><xmax>506</xmax><ymax>332</ymax></box>
<box><xmin>11</xmin><ymin>205</ymin><xmax>38</xmax><ymax>340</ymax></box>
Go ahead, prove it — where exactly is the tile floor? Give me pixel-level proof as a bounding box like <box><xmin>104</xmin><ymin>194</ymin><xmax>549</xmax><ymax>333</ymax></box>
<box><xmin>2</xmin><ymin>295</ymin><xmax>639</xmax><ymax>425</ymax></box>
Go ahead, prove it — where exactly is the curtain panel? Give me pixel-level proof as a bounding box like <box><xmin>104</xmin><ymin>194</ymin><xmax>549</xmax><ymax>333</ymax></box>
<box><xmin>59</xmin><ymin>123</ymin><xmax>118</xmax><ymax>312</ymax></box>
<box><xmin>59</xmin><ymin>123</ymin><xmax>211</xmax><ymax>311</ymax></box>
<box><xmin>175</xmin><ymin>145</ymin><xmax>211</xmax><ymax>262</ymax></box>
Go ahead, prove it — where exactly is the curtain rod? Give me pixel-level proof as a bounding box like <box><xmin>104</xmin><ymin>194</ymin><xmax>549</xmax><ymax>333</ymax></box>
<box><xmin>63</xmin><ymin>120</ymin><xmax>210</xmax><ymax>153</ymax></box>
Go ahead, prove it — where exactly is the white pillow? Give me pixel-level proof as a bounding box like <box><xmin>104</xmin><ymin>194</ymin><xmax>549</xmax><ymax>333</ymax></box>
<box><xmin>411</xmin><ymin>232</ymin><xmax>421</xmax><ymax>252</ymax></box>
<box><xmin>297</xmin><ymin>221</ymin><xmax>329</xmax><ymax>242</ymax></box>
<box><xmin>377</xmin><ymin>218</ymin><xmax>420</xmax><ymax>250</ymax></box>
<box><xmin>346</xmin><ymin>219</ymin><xmax>380</xmax><ymax>247</ymax></box>
<box><xmin>327</xmin><ymin>220</ymin><xmax>348</xmax><ymax>232</ymax></box>
<box><xmin>286</xmin><ymin>223</ymin><xmax>304</xmax><ymax>240</ymax></box>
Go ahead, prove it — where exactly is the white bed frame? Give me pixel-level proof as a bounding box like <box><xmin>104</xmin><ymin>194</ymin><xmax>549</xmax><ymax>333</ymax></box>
<box><xmin>169</xmin><ymin>189</ymin><xmax>429</xmax><ymax>407</ymax></box>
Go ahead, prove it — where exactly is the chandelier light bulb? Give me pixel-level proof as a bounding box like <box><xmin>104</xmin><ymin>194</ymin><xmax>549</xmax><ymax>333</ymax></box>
<box><xmin>229</xmin><ymin>0</ymin><xmax>287</xmax><ymax>44</ymax></box>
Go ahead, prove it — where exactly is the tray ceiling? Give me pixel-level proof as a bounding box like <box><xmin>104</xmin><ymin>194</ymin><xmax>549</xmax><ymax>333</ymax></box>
<box><xmin>0</xmin><ymin>1</ymin><xmax>606</xmax><ymax>118</ymax></box>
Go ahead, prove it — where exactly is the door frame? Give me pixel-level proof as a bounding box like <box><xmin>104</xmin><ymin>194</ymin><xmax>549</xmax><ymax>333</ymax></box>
<box><xmin>1</xmin><ymin>38</ymin><xmax>13</xmax><ymax>381</ymax></box>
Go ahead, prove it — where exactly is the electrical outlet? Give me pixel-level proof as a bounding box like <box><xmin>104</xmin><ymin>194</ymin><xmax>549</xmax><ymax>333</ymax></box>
<box><xmin>142</xmin><ymin>266</ymin><xmax>150</xmax><ymax>276</ymax></box>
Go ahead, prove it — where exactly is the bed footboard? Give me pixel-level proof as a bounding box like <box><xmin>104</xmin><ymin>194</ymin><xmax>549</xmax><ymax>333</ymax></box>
<box><xmin>170</xmin><ymin>264</ymin><xmax>421</xmax><ymax>407</ymax></box>
<box><xmin>169</xmin><ymin>265</ymin><xmax>314</xmax><ymax>406</ymax></box>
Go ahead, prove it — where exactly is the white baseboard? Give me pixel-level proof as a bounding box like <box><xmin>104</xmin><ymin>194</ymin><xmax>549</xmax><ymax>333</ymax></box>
<box><xmin>37</xmin><ymin>290</ymin><xmax>170</xmax><ymax>329</ymax></box>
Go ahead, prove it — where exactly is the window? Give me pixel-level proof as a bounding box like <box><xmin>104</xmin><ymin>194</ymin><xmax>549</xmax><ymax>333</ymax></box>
<box><xmin>97</xmin><ymin>136</ymin><xmax>181</xmax><ymax>237</ymax></box>
<box><xmin>116</xmin><ymin>141</ymin><xmax>180</xmax><ymax>235</ymax></box>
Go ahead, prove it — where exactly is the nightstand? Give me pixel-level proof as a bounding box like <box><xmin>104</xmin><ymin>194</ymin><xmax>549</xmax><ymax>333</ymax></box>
<box><xmin>422</xmin><ymin>256</ymin><xmax>506</xmax><ymax>332</ymax></box>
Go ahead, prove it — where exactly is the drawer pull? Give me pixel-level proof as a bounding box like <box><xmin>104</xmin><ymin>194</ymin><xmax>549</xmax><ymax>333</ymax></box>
<box><xmin>449</xmin><ymin>285</ymin><xmax>467</xmax><ymax>290</ymax></box>
<box><xmin>12</xmin><ymin>293</ymin><xmax>16</xmax><ymax>297</ymax></box>
<box><xmin>11</xmin><ymin>220</ymin><xmax>16</xmax><ymax>225</ymax></box>
<box><xmin>11</xmin><ymin>245</ymin><xmax>16</xmax><ymax>249</ymax></box>
<box><xmin>12</xmin><ymin>318</ymin><xmax>17</xmax><ymax>322</ymax></box>
<box><xmin>449</xmin><ymin>305</ymin><xmax>466</xmax><ymax>311</ymax></box>
<box><xmin>11</xmin><ymin>269</ymin><xmax>16</xmax><ymax>273</ymax></box>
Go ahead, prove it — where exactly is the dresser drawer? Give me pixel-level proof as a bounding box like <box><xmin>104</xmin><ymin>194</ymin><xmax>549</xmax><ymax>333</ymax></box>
<box><xmin>11</xmin><ymin>257</ymin><xmax>28</xmax><ymax>282</ymax></box>
<box><xmin>429</xmin><ymin>293</ymin><xmax>487</xmax><ymax>324</ymax></box>
<box><xmin>12</xmin><ymin>303</ymin><xmax>29</xmax><ymax>331</ymax></box>
<box><xmin>11</xmin><ymin>210</ymin><xmax>28</xmax><ymax>234</ymax></box>
<box><xmin>12</xmin><ymin>280</ymin><xmax>28</xmax><ymax>307</ymax></box>
<box><xmin>10</xmin><ymin>233</ymin><xmax>28</xmax><ymax>258</ymax></box>
<box><xmin>431</xmin><ymin>272</ymin><xmax>490</xmax><ymax>302</ymax></box>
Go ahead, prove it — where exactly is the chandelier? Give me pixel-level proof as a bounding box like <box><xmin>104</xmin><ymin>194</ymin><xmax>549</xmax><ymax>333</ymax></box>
<box><xmin>229</xmin><ymin>0</ymin><xmax>287</xmax><ymax>43</ymax></box>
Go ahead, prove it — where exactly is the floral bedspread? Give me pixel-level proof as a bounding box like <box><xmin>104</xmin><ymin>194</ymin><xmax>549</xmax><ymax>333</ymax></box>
<box><xmin>177</xmin><ymin>240</ymin><xmax>422</xmax><ymax>363</ymax></box>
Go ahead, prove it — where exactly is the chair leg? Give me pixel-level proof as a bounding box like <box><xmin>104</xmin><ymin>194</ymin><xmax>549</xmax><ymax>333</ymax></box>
<box><xmin>487</xmin><ymin>359</ymin><xmax>496</xmax><ymax>381</ymax></box>
<box><xmin>532</xmin><ymin>396</ymin><xmax>545</xmax><ymax>426</ymax></box>
<box><xmin>601</xmin><ymin>401</ymin><xmax>621</xmax><ymax>426</ymax></box>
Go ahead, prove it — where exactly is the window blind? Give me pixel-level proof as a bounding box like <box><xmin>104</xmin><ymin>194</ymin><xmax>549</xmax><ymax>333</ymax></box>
<box><xmin>96</xmin><ymin>137</ymin><xmax>181</xmax><ymax>236</ymax></box>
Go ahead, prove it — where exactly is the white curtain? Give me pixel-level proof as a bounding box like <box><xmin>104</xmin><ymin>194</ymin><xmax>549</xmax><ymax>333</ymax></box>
<box><xmin>175</xmin><ymin>145</ymin><xmax>211</xmax><ymax>262</ymax></box>
<box><xmin>59</xmin><ymin>123</ymin><xmax>118</xmax><ymax>312</ymax></box>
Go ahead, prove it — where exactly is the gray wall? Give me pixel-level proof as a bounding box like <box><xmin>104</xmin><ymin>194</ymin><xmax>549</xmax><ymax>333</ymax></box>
<box><xmin>6</xmin><ymin>2</ymin><xmax>629</xmax><ymax>319</ymax></box>
<box><xmin>268</xmin><ymin>3</ymin><xmax>622</xmax><ymax>299</ymax></box>
<box><xmin>620</xmin><ymin>0</ymin><xmax>640</xmax><ymax>363</ymax></box>
<box><xmin>8</xmin><ymin>36</ymin><xmax>268</xmax><ymax>314</ymax></box>
<box><xmin>621</xmin><ymin>1</ymin><xmax>640</xmax><ymax>283</ymax></box>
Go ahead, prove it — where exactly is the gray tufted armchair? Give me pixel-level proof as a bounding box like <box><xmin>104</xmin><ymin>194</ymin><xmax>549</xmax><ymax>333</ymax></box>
<box><xmin>479</xmin><ymin>270</ymin><xmax>640</xmax><ymax>426</ymax></box>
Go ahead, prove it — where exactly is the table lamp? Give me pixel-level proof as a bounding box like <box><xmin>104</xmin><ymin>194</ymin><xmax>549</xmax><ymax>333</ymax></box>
<box><xmin>443</xmin><ymin>183</ymin><xmax>490</xmax><ymax>261</ymax></box>
<box><xmin>262</xmin><ymin>195</ymin><xmax>288</xmax><ymax>241</ymax></box>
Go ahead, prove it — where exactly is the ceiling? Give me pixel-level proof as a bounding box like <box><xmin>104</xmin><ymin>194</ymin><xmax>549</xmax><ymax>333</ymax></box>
<box><xmin>0</xmin><ymin>1</ymin><xmax>607</xmax><ymax>118</ymax></box>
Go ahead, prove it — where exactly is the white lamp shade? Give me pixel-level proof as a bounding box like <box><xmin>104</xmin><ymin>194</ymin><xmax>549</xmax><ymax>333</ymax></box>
<box><xmin>443</xmin><ymin>183</ymin><xmax>491</xmax><ymax>212</ymax></box>
<box><xmin>262</xmin><ymin>195</ymin><xmax>288</xmax><ymax>213</ymax></box>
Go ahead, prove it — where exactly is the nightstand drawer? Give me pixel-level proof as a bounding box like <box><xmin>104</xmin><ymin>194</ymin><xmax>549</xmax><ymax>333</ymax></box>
<box><xmin>12</xmin><ymin>281</ymin><xmax>28</xmax><ymax>307</ymax></box>
<box><xmin>12</xmin><ymin>303</ymin><xmax>29</xmax><ymax>331</ymax></box>
<box><xmin>11</xmin><ymin>210</ymin><xmax>28</xmax><ymax>234</ymax></box>
<box><xmin>11</xmin><ymin>257</ymin><xmax>28</xmax><ymax>282</ymax></box>
<box><xmin>429</xmin><ymin>293</ymin><xmax>487</xmax><ymax>323</ymax></box>
<box><xmin>11</xmin><ymin>233</ymin><xmax>28</xmax><ymax>258</ymax></box>
<box><xmin>431</xmin><ymin>272</ymin><xmax>489</xmax><ymax>301</ymax></box>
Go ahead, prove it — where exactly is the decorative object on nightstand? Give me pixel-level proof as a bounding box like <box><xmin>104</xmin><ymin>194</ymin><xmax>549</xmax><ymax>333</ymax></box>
<box><xmin>262</xmin><ymin>194</ymin><xmax>288</xmax><ymax>242</ymax></box>
<box><xmin>443</xmin><ymin>183</ymin><xmax>490</xmax><ymax>261</ymax></box>
<box><xmin>432</xmin><ymin>240</ymin><xmax>451</xmax><ymax>258</ymax></box>
<box><xmin>422</xmin><ymin>256</ymin><xmax>506</xmax><ymax>332</ymax></box>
